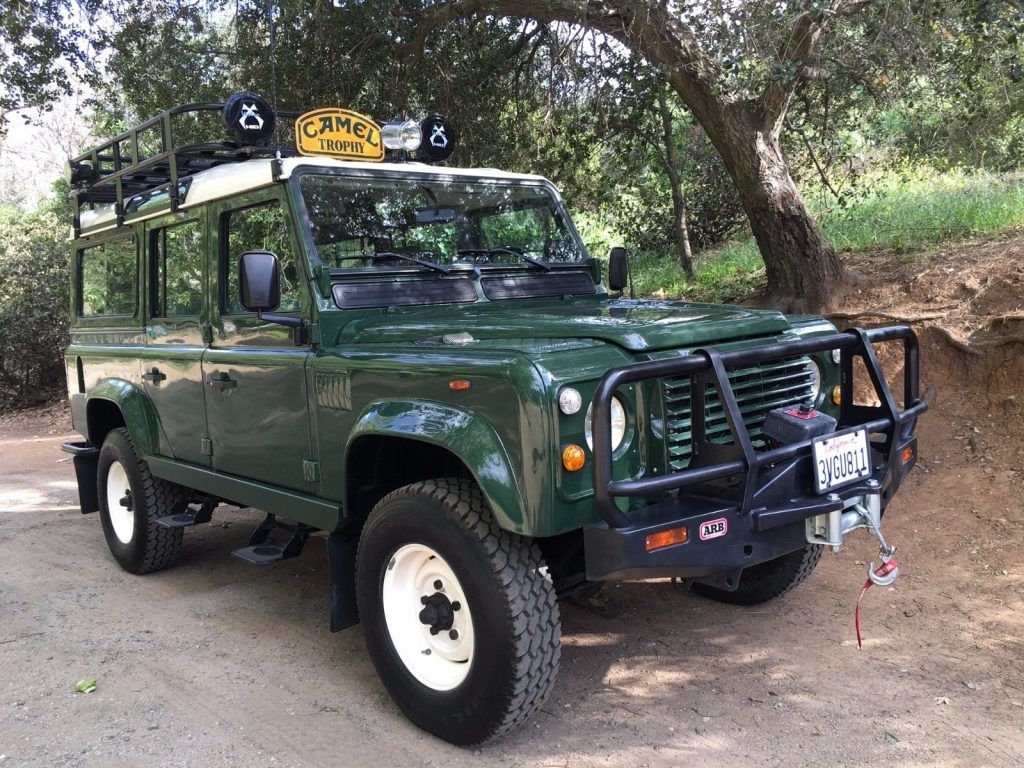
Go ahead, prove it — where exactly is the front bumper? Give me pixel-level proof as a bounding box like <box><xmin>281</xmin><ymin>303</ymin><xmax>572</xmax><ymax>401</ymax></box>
<box><xmin>584</xmin><ymin>326</ymin><xmax>925</xmax><ymax>583</ymax></box>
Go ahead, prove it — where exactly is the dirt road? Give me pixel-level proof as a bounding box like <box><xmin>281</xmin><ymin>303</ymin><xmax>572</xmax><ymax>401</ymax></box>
<box><xmin>1</xmin><ymin>390</ymin><xmax>1022</xmax><ymax>767</ymax></box>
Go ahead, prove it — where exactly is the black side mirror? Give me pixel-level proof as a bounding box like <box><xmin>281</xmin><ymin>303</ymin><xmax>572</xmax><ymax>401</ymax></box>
<box><xmin>238</xmin><ymin>251</ymin><xmax>306</xmax><ymax>344</ymax></box>
<box><xmin>608</xmin><ymin>246</ymin><xmax>633</xmax><ymax>297</ymax></box>
<box><xmin>239</xmin><ymin>251</ymin><xmax>281</xmax><ymax>313</ymax></box>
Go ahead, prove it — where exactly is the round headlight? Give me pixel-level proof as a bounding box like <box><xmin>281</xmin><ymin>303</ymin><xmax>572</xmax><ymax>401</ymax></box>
<box><xmin>558</xmin><ymin>387</ymin><xmax>582</xmax><ymax>415</ymax></box>
<box><xmin>808</xmin><ymin>359</ymin><xmax>823</xmax><ymax>403</ymax></box>
<box><xmin>585</xmin><ymin>396</ymin><xmax>627</xmax><ymax>451</ymax></box>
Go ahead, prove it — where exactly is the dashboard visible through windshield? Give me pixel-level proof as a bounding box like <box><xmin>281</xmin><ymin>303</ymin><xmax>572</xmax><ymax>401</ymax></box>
<box><xmin>297</xmin><ymin>174</ymin><xmax>588</xmax><ymax>271</ymax></box>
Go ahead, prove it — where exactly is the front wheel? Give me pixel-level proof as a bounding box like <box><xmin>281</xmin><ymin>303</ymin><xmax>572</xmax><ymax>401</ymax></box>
<box><xmin>691</xmin><ymin>544</ymin><xmax>823</xmax><ymax>606</ymax></box>
<box><xmin>356</xmin><ymin>478</ymin><xmax>560</xmax><ymax>745</ymax></box>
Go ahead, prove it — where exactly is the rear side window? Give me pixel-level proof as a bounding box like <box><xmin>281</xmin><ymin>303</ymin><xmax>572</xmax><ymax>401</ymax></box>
<box><xmin>79</xmin><ymin>237</ymin><xmax>137</xmax><ymax>317</ymax></box>
<box><xmin>152</xmin><ymin>220</ymin><xmax>203</xmax><ymax>317</ymax></box>
<box><xmin>222</xmin><ymin>201</ymin><xmax>301</xmax><ymax>314</ymax></box>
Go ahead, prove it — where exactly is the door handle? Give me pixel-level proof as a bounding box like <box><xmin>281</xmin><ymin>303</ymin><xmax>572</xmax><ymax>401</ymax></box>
<box><xmin>142</xmin><ymin>369</ymin><xmax>167</xmax><ymax>383</ymax></box>
<box><xmin>207</xmin><ymin>373</ymin><xmax>238</xmax><ymax>390</ymax></box>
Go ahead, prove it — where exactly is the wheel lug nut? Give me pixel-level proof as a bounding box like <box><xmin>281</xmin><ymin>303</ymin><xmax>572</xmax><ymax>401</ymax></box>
<box><xmin>434</xmin><ymin>580</ymin><xmax>443</xmax><ymax>590</ymax></box>
<box><xmin>451</xmin><ymin>601</ymin><xmax>461</xmax><ymax>611</ymax></box>
<box><xmin>449</xmin><ymin>629</ymin><xmax>459</xmax><ymax>640</ymax></box>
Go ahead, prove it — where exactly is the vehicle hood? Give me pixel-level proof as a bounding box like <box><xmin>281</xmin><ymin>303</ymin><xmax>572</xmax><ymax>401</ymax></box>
<box><xmin>338</xmin><ymin>299</ymin><xmax>793</xmax><ymax>352</ymax></box>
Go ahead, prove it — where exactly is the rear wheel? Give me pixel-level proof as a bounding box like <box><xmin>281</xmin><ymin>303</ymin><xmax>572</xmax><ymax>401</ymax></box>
<box><xmin>691</xmin><ymin>544</ymin><xmax>823</xmax><ymax>606</ymax></box>
<box><xmin>356</xmin><ymin>478</ymin><xmax>560</xmax><ymax>745</ymax></box>
<box><xmin>96</xmin><ymin>428</ymin><xmax>187</xmax><ymax>574</ymax></box>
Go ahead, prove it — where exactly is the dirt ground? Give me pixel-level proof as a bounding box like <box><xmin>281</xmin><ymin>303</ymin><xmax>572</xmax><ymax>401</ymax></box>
<box><xmin>2</xmin><ymin>240</ymin><xmax>1023</xmax><ymax>767</ymax></box>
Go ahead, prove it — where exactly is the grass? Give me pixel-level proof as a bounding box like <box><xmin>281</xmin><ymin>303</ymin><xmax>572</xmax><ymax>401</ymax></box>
<box><xmin>579</xmin><ymin>166</ymin><xmax>1024</xmax><ymax>303</ymax></box>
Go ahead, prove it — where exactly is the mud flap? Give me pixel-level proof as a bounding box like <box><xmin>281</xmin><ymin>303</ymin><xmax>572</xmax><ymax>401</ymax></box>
<box><xmin>61</xmin><ymin>441</ymin><xmax>99</xmax><ymax>514</ymax></box>
<box><xmin>328</xmin><ymin>532</ymin><xmax>359</xmax><ymax>631</ymax></box>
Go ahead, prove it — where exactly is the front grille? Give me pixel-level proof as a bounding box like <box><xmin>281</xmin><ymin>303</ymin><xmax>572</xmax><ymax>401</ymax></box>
<box><xmin>662</xmin><ymin>357</ymin><xmax>816</xmax><ymax>471</ymax></box>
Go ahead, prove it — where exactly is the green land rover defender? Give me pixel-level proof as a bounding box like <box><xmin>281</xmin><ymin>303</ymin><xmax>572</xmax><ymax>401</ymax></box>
<box><xmin>61</xmin><ymin>94</ymin><xmax>925</xmax><ymax>744</ymax></box>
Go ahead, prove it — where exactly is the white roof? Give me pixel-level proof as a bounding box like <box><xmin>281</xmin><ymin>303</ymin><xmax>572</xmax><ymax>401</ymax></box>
<box><xmin>78</xmin><ymin>157</ymin><xmax>550</xmax><ymax>235</ymax></box>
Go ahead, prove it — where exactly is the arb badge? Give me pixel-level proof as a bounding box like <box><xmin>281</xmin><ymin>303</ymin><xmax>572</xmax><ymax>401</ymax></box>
<box><xmin>699</xmin><ymin>518</ymin><xmax>728</xmax><ymax>541</ymax></box>
<box><xmin>295</xmin><ymin>108</ymin><xmax>384</xmax><ymax>162</ymax></box>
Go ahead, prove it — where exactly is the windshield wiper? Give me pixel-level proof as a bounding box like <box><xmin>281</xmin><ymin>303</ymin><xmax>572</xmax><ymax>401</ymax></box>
<box><xmin>458</xmin><ymin>246</ymin><xmax>551</xmax><ymax>271</ymax></box>
<box><xmin>334</xmin><ymin>251</ymin><xmax>450</xmax><ymax>274</ymax></box>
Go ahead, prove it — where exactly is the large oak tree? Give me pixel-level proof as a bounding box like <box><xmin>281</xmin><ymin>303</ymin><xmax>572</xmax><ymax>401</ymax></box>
<box><xmin>404</xmin><ymin>0</ymin><xmax>872</xmax><ymax>312</ymax></box>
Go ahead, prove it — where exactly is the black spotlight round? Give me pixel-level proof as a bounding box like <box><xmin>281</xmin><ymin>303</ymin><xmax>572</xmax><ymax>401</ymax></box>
<box><xmin>223</xmin><ymin>92</ymin><xmax>276</xmax><ymax>146</ymax></box>
<box><xmin>418</xmin><ymin>115</ymin><xmax>457</xmax><ymax>162</ymax></box>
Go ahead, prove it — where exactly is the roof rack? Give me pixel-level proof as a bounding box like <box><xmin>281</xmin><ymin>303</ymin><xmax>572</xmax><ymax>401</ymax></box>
<box><xmin>68</xmin><ymin>95</ymin><xmax>299</xmax><ymax>236</ymax></box>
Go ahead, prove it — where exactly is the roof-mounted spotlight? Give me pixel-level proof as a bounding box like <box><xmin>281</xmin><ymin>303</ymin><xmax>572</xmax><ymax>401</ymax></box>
<box><xmin>223</xmin><ymin>91</ymin><xmax>276</xmax><ymax>146</ymax></box>
<box><xmin>381</xmin><ymin>119</ymin><xmax>422</xmax><ymax>152</ymax></box>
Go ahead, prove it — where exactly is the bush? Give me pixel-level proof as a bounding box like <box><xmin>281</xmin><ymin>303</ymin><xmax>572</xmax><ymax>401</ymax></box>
<box><xmin>0</xmin><ymin>199</ymin><xmax>70</xmax><ymax>409</ymax></box>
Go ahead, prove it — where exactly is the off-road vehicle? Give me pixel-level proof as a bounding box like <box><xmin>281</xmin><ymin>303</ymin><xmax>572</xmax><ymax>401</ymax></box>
<box><xmin>61</xmin><ymin>93</ymin><xmax>925</xmax><ymax>744</ymax></box>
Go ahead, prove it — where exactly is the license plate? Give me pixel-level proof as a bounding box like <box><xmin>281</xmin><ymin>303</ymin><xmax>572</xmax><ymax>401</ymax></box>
<box><xmin>812</xmin><ymin>428</ymin><xmax>872</xmax><ymax>493</ymax></box>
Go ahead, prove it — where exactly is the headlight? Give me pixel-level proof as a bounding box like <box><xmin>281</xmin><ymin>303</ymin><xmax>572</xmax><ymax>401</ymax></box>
<box><xmin>585</xmin><ymin>396</ymin><xmax>627</xmax><ymax>451</ymax></box>
<box><xmin>808</xmin><ymin>359</ymin><xmax>822</xmax><ymax>403</ymax></box>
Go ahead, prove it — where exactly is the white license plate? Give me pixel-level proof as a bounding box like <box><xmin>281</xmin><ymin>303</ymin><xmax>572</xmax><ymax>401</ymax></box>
<box><xmin>812</xmin><ymin>428</ymin><xmax>872</xmax><ymax>493</ymax></box>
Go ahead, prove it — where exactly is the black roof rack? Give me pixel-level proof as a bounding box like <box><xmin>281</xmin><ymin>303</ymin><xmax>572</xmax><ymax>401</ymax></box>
<box><xmin>68</xmin><ymin>97</ymin><xmax>299</xmax><ymax>236</ymax></box>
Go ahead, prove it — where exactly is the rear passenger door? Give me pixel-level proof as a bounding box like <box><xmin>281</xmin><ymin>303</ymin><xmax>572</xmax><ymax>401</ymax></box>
<box><xmin>140</xmin><ymin>212</ymin><xmax>211</xmax><ymax>465</ymax></box>
<box><xmin>202</xmin><ymin>191</ymin><xmax>316</xmax><ymax>492</ymax></box>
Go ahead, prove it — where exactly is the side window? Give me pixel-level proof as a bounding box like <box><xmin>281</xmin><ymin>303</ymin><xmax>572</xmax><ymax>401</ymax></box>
<box><xmin>79</xmin><ymin>237</ymin><xmax>137</xmax><ymax>317</ymax></box>
<box><xmin>223</xmin><ymin>201</ymin><xmax>301</xmax><ymax>314</ymax></box>
<box><xmin>152</xmin><ymin>220</ymin><xmax>203</xmax><ymax>317</ymax></box>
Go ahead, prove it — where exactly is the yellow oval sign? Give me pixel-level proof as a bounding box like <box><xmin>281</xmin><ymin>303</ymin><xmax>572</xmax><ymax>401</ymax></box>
<box><xmin>295</xmin><ymin>108</ymin><xmax>384</xmax><ymax>162</ymax></box>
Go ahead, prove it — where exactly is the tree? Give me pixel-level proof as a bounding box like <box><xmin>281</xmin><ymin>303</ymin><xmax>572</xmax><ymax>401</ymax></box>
<box><xmin>655</xmin><ymin>83</ymin><xmax>695</xmax><ymax>279</ymax></box>
<box><xmin>402</xmin><ymin>0</ymin><xmax>879</xmax><ymax>311</ymax></box>
<box><xmin>0</xmin><ymin>0</ymin><xmax>85</xmax><ymax>129</ymax></box>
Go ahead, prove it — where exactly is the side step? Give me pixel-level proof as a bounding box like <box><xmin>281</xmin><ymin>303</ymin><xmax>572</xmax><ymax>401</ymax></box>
<box><xmin>155</xmin><ymin>498</ymin><xmax>217</xmax><ymax>528</ymax></box>
<box><xmin>232</xmin><ymin>513</ymin><xmax>314</xmax><ymax>566</ymax></box>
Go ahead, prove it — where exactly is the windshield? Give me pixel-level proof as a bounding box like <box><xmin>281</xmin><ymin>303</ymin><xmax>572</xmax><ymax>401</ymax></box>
<box><xmin>298</xmin><ymin>174</ymin><xmax>587</xmax><ymax>270</ymax></box>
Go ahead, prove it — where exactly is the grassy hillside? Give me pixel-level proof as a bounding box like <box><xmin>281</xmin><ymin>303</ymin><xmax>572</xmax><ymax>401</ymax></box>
<box><xmin>579</xmin><ymin>167</ymin><xmax>1024</xmax><ymax>304</ymax></box>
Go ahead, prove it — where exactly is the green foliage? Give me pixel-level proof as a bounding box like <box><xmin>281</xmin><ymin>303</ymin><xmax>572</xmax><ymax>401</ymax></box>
<box><xmin>0</xmin><ymin>0</ymin><xmax>84</xmax><ymax>122</ymax></box>
<box><xmin>818</xmin><ymin>165</ymin><xmax>1024</xmax><ymax>252</ymax></box>
<box><xmin>0</xmin><ymin>198</ymin><xmax>70</xmax><ymax>407</ymax></box>
<box><xmin>627</xmin><ymin>166</ymin><xmax>1024</xmax><ymax>303</ymax></box>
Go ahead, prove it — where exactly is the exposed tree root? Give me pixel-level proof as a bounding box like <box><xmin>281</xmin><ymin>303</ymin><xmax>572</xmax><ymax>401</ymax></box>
<box><xmin>827</xmin><ymin>310</ymin><xmax>949</xmax><ymax>323</ymax></box>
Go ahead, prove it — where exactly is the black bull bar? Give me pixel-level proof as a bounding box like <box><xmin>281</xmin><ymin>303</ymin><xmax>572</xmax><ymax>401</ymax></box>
<box><xmin>585</xmin><ymin>326</ymin><xmax>926</xmax><ymax>580</ymax></box>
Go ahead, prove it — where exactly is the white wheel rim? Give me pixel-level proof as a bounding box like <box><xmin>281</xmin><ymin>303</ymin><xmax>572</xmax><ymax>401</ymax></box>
<box><xmin>105</xmin><ymin>461</ymin><xmax>134</xmax><ymax>545</ymax></box>
<box><xmin>382</xmin><ymin>543</ymin><xmax>475</xmax><ymax>691</ymax></box>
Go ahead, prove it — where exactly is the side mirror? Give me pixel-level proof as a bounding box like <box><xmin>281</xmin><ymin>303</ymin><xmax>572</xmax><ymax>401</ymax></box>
<box><xmin>239</xmin><ymin>251</ymin><xmax>281</xmax><ymax>313</ymax></box>
<box><xmin>608</xmin><ymin>246</ymin><xmax>632</xmax><ymax>296</ymax></box>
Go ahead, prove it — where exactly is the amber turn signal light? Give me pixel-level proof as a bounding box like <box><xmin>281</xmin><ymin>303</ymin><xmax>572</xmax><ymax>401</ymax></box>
<box><xmin>449</xmin><ymin>379</ymin><xmax>472</xmax><ymax>391</ymax></box>
<box><xmin>562</xmin><ymin>444</ymin><xmax>586</xmax><ymax>472</ymax></box>
<box><xmin>831</xmin><ymin>385</ymin><xmax>842</xmax><ymax>406</ymax></box>
<box><xmin>901</xmin><ymin>445</ymin><xmax>915</xmax><ymax>464</ymax></box>
<box><xmin>645</xmin><ymin>526</ymin><xmax>688</xmax><ymax>552</ymax></box>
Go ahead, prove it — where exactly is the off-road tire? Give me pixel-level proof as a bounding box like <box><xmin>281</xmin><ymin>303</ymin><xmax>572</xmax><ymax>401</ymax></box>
<box><xmin>356</xmin><ymin>478</ymin><xmax>561</xmax><ymax>745</ymax></box>
<box><xmin>97</xmin><ymin>428</ymin><xmax>187</xmax><ymax>574</ymax></box>
<box><xmin>691</xmin><ymin>544</ymin><xmax>823</xmax><ymax>606</ymax></box>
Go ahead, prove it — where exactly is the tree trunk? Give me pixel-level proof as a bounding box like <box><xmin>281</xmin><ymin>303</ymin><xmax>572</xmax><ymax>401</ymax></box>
<box><xmin>695</xmin><ymin>102</ymin><xmax>844</xmax><ymax>313</ymax></box>
<box><xmin>656</xmin><ymin>86</ymin><xmax>696</xmax><ymax>280</ymax></box>
<box><xmin>406</xmin><ymin>0</ymin><xmax>850</xmax><ymax>312</ymax></box>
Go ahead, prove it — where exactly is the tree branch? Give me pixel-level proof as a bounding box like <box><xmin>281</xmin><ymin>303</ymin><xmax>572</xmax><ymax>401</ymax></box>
<box><xmin>757</xmin><ymin>0</ymin><xmax>870</xmax><ymax>133</ymax></box>
<box><xmin>398</xmin><ymin>1</ymin><xmax>735</xmax><ymax>127</ymax></box>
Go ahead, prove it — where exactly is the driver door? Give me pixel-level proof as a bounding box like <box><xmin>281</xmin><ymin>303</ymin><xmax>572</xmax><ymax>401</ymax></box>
<box><xmin>201</xmin><ymin>192</ymin><xmax>317</xmax><ymax>493</ymax></box>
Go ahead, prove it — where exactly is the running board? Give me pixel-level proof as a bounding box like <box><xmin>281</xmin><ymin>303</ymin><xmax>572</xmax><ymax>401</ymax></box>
<box><xmin>155</xmin><ymin>498</ymin><xmax>217</xmax><ymax>528</ymax></box>
<box><xmin>232</xmin><ymin>513</ymin><xmax>314</xmax><ymax>566</ymax></box>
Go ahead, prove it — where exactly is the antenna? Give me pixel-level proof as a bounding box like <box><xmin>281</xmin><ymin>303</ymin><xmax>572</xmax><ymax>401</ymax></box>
<box><xmin>268</xmin><ymin>0</ymin><xmax>282</xmax><ymax>155</ymax></box>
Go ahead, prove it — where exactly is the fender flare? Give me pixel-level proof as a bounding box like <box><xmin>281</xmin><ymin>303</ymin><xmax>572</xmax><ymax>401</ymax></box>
<box><xmin>346</xmin><ymin>399</ymin><xmax>528</xmax><ymax>533</ymax></box>
<box><xmin>86</xmin><ymin>378</ymin><xmax>161</xmax><ymax>457</ymax></box>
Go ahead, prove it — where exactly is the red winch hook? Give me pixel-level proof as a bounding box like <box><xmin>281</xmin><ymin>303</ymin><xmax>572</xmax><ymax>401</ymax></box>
<box><xmin>854</xmin><ymin>548</ymin><xmax>901</xmax><ymax>650</ymax></box>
